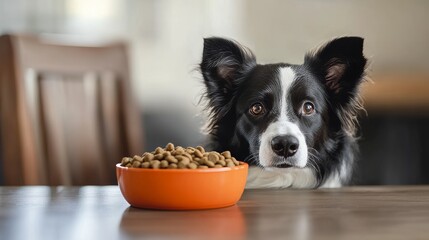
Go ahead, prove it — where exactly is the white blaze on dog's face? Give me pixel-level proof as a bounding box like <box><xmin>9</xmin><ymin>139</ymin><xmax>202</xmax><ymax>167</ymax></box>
<box><xmin>259</xmin><ymin>67</ymin><xmax>308</xmax><ymax>168</ymax></box>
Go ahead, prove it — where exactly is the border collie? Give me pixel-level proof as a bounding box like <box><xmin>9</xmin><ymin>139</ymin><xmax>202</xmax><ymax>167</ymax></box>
<box><xmin>200</xmin><ymin>37</ymin><xmax>367</xmax><ymax>188</ymax></box>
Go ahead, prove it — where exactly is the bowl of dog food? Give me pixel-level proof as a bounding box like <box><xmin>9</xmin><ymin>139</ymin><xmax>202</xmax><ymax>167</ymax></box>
<box><xmin>116</xmin><ymin>143</ymin><xmax>248</xmax><ymax>210</ymax></box>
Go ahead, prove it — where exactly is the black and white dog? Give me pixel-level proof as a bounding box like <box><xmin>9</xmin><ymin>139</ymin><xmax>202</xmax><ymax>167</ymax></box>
<box><xmin>200</xmin><ymin>37</ymin><xmax>367</xmax><ymax>188</ymax></box>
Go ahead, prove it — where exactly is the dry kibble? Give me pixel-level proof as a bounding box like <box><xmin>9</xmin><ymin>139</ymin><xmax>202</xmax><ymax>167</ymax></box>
<box><xmin>208</xmin><ymin>152</ymin><xmax>219</xmax><ymax>162</ymax></box>
<box><xmin>143</xmin><ymin>153</ymin><xmax>154</xmax><ymax>162</ymax></box>
<box><xmin>165</xmin><ymin>156</ymin><xmax>178</xmax><ymax>163</ymax></box>
<box><xmin>188</xmin><ymin>162</ymin><xmax>197</xmax><ymax>169</ymax></box>
<box><xmin>133</xmin><ymin>155</ymin><xmax>143</xmax><ymax>162</ymax></box>
<box><xmin>183</xmin><ymin>153</ymin><xmax>193</xmax><ymax>161</ymax></box>
<box><xmin>174</xmin><ymin>149</ymin><xmax>185</xmax><ymax>155</ymax></box>
<box><xmin>177</xmin><ymin>161</ymin><xmax>187</xmax><ymax>169</ymax></box>
<box><xmin>121</xmin><ymin>157</ymin><xmax>131</xmax><ymax>165</ymax></box>
<box><xmin>154</xmin><ymin>147</ymin><xmax>164</xmax><ymax>154</ymax></box>
<box><xmin>165</xmin><ymin>143</ymin><xmax>175</xmax><ymax>151</ymax></box>
<box><xmin>132</xmin><ymin>161</ymin><xmax>141</xmax><ymax>168</ymax></box>
<box><xmin>141</xmin><ymin>162</ymin><xmax>150</xmax><ymax>168</ymax></box>
<box><xmin>192</xmin><ymin>161</ymin><xmax>200</xmax><ymax>166</ymax></box>
<box><xmin>221</xmin><ymin>151</ymin><xmax>231</xmax><ymax>159</ymax></box>
<box><xmin>196</xmin><ymin>146</ymin><xmax>205</xmax><ymax>153</ymax></box>
<box><xmin>151</xmin><ymin>160</ymin><xmax>161</xmax><ymax>169</ymax></box>
<box><xmin>160</xmin><ymin>160</ymin><xmax>169</xmax><ymax>169</ymax></box>
<box><xmin>205</xmin><ymin>160</ymin><xmax>215</xmax><ymax>167</ymax></box>
<box><xmin>186</xmin><ymin>148</ymin><xmax>195</xmax><ymax>154</ymax></box>
<box><xmin>168</xmin><ymin>163</ymin><xmax>178</xmax><ymax>169</ymax></box>
<box><xmin>194</xmin><ymin>149</ymin><xmax>204</xmax><ymax>158</ymax></box>
<box><xmin>226</xmin><ymin>161</ymin><xmax>235</xmax><ymax>167</ymax></box>
<box><xmin>163</xmin><ymin>151</ymin><xmax>171</xmax><ymax>158</ymax></box>
<box><xmin>231</xmin><ymin>157</ymin><xmax>239</xmax><ymax>165</ymax></box>
<box><xmin>120</xmin><ymin>145</ymin><xmax>241</xmax><ymax>169</ymax></box>
<box><xmin>218</xmin><ymin>160</ymin><xmax>226</xmax><ymax>167</ymax></box>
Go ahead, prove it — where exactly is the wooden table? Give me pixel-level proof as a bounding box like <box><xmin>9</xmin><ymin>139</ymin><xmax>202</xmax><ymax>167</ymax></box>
<box><xmin>1</xmin><ymin>186</ymin><xmax>428</xmax><ymax>240</ymax></box>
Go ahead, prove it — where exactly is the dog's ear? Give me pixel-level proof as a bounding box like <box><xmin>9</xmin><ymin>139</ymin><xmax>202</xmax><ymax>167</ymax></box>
<box><xmin>200</xmin><ymin>37</ymin><xmax>256</xmax><ymax>104</ymax></box>
<box><xmin>305</xmin><ymin>37</ymin><xmax>367</xmax><ymax>105</ymax></box>
<box><xmin>305</xmin><ymin>37</ymin><xmax>367</xmax><ymax>135</ymax></box>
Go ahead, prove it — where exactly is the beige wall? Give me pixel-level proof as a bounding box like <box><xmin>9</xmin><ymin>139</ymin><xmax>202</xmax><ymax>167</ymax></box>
<box><xmin>127</xmin><ymin>0</ymin><xmax>247</xmax><ymax>112</ymax></box>
<box><xmin>243</xmin><ymin>0</ymin><xmax>429</xmax><ymax>73</ymax></box>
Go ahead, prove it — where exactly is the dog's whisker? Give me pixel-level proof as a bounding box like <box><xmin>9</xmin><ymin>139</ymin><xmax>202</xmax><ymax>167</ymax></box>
<box><xmin>306</xmin><ymin>149</ymin><xmax>323</xmax><ymax>180</ymax></box>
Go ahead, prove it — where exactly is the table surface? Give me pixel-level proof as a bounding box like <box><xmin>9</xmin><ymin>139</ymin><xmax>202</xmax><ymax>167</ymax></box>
<box><xmin>1</xmin><ymin>186</ymin><xmax>429</xmax><ymax>240</ymax></box>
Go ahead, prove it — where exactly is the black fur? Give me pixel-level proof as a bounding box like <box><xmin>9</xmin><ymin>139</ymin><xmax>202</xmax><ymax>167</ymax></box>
<box><xmin>200</xmin><ymin>37</ymin><xmax>367</xmax><ymax>187</ymax></box>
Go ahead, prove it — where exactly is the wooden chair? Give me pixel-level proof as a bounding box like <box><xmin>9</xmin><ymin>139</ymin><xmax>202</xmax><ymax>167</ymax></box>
<box><xmin>0</xmin><ymin>34</ymin><xmax>143</xmax><ymax>185</ymax></box>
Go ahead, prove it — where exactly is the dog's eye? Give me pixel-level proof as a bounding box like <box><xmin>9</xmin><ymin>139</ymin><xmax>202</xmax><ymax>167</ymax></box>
<box><xmin>249</xmin><ymin>103</ymin><xmax>265</xmax><ymax>116</ymax></box>
<box><xmin>302</xmin><ymin>101</ymin><xmax>315</xmax><ymax>115</ymax></box>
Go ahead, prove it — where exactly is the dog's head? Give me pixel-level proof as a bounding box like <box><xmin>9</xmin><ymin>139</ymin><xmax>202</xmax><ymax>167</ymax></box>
<box><xmin>200</xmin><ymin>37</ymin><xmax>367</xmax><ymax>178</ymax></box>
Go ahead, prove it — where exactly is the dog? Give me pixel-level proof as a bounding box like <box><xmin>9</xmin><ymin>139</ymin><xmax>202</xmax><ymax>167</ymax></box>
<box><xmin>199</xmin><ymin>36</ymin><xmax>367</xmax><ymax>188</ymax></box>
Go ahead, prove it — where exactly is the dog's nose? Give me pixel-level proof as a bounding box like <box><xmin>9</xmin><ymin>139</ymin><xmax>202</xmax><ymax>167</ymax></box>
<box><xmin>271</xmin><ymin>135</ymin><xmax>299</xmax><ymax>157</ymax></box>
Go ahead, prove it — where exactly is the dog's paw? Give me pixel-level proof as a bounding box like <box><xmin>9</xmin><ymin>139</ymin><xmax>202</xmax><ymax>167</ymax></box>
<box><xmin>245</xmin><ymin>166</ymin><xmax>317</xmax><ymax>189</ymax></box>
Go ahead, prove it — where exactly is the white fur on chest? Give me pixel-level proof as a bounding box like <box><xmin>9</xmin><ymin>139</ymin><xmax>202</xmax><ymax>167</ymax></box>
<box><xmin>245</xmin><ymin>166</ymin><xmax>318</xmax><ymax>189</ymax></box>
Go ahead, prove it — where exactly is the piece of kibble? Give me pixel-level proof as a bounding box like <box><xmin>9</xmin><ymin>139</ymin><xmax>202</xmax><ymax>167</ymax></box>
<box><xmin>194</xmin><ymin>149</ymin><xmax>204</xmax><ymax>158</ymax></box>
<box><xmin>205</xmin><ymin>160</ymin><xmax>215</xmax><ymax>167</ymax></box>
<box><xmin>218</xmin><ymin>160</ymin><xmax>226</xmax><ymax>167</ymax></box>
<box><xmin>226</xmin><ymin>161</ymin><xmax>235</xmax><ymax>167</ymax></box>
<box><xmin>196</xmin><ymin>146</ymin><xmax>205</xmax><ymax>153</ymax></box>
<box><xmin>154</xmin><ymin>147</ymin><xmax>164</xmax><ymax>154</ymax></box>
<box><xmin>173</xmin><ymin>149</ymin><xmax>185</xmax><ymax>155</ymax></box>
<box><xmin>177</xmin><ymin>161</ymin><xmax>187</xmax><ymax>169</ymax></box>
<box><xmin>183</xmin><ymin>153</ymin><xmax>193</xmax><ymax>161</ymax></box>
<box><xmin>133</xmin><ymin>155</ymin><xmax>143</xmax><ymax>162</ymax></box>
<box><xmin>168</xmin><ymin>163</ymin><xmax>178</xmax><ymax>169</ymax></box>
<box><xmin>119</xmin><ymin>145</ymin><xmax>242</xmax><ymax>169</ymax></box>
<box><xmin>121</xmin><ymin>157</ymin><xmax>131</xmax><ymax>165</ymax></box>
<box><xmin>208</xmin><ymin>152</ymin><xmax>219</xmax><ymax>162</ymax></box>
<box><xmin>160</xmin><ymin>160</ymin><xmax>169</xmax><ymax>168</ymax></box>
<box><xmin>154</xmin><ymin>154</ymin><xmax>164</xmax><ymax>160</ymax></box>
<box><xmin>143</xmin><ymin>153</ymin><xmax>154</xmax><ymax>162</ymax></box>
<box><xmin>151</xmin><ymin>160</ymin><xmax>161</xmax><ymax>169</ymax></box>
<box><xmin>163</xmin><ymin>151</ymin><xmax>171</xmax><ymax>158</ymax></box>
<box><xmin>188</xmin><ymin>162</ymin><xmax>197</xmax><ymax>169</ymax></box>
<box><xmin>165</xmin><ymin>155</ymin><xmax>178</xmax><ymax>163</ymax></box>
<box><xmin>221</xmin><ymin>151</ymin><xmax>231</xmax><ymax>159</ymax></box>
<box><xmin>185</xmin><ymin>148</ymin><xmax>195</xmax><ymax>154</ymax></box>
<box><xmin>182</xmin><ymin>158</ymin><xmax>191</xmax><ymax>165</ymax></box>
<box><xmin>141</xmin><ymin>162</ymin><xmax>150</xmax><ymax>168</ymax></box>
<box><xmin>165</xmin><ymin>143</ymin><xmax>175</xmax><ymax>151</ymax></box>
<box><xmin>132</xmin><ymin>161</ymin><xmax>141</xmax><ymax>168</ymax></box>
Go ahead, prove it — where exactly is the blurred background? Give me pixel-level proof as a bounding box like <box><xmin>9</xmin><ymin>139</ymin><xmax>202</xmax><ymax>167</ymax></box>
<box><xmin>1</xmin><ymin>0</ymin><xmax>429</xmax><ymax>185</ymax></box>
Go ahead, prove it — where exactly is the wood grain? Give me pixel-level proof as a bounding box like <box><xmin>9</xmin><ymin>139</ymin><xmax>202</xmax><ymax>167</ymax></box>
<box><xmin>1</xmin><ymin>186</ymin><xmax>429</xmax><ymax>240</ymax></box>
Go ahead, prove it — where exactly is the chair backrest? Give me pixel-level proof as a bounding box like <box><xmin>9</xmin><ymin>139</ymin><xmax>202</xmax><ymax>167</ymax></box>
<box><xmin>0</xmin><ymin>34</ymin><xmax>143</xmax><ymax>185</ymax></box>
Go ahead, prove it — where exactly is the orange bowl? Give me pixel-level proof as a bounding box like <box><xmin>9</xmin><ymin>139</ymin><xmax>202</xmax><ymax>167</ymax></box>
<box><xmin>116</xmin><ymin>162</ymin><xmax>248</xmax><ymax>210</ymax></box>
